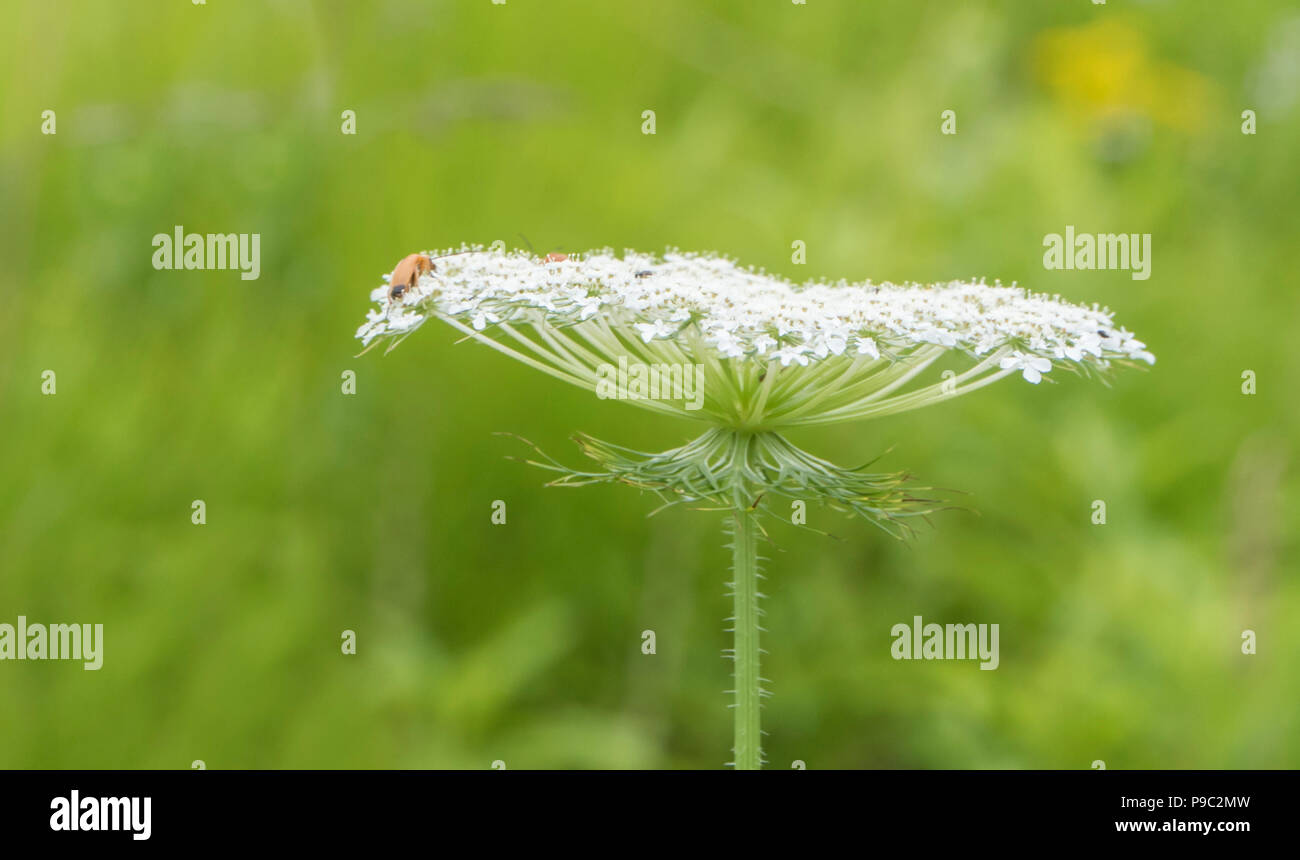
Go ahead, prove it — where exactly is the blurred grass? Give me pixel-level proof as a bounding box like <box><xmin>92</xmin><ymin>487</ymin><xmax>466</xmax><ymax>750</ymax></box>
<box><xmin>0</xmin><ymin>0</ymin><xmax>1296</xmax><ymax>768</ymax></box>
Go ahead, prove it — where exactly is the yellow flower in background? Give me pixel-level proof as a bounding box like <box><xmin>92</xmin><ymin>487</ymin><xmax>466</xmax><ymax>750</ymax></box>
<box><xmin>1033</xmin><ymin>19</ymin><xmax>1216</xmax><ymax>135</ymax></box>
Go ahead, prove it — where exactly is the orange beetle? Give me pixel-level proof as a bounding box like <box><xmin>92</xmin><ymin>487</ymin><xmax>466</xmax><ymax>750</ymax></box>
<box><xmin>543</xmin><ymin>252</ymin><xmax>569</xmax><ymax>262</ymax></box>
<box><xmin>387</xmin><ymin>253</ymin><xmax>434</xmax><ymax>302</ymax></box>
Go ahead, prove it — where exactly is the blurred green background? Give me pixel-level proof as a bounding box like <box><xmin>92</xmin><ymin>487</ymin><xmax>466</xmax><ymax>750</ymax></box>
<box><xmin>1</xmin><ymin>0</ymin><xmax>1296</xmax><ymax>769</ymax></box>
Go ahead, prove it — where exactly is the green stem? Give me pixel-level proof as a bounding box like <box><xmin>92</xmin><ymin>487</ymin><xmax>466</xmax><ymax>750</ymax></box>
<box><xmin>731</xmin><ymin>507</ymin><xmax>762</xmax><ymax>769</ymax></box>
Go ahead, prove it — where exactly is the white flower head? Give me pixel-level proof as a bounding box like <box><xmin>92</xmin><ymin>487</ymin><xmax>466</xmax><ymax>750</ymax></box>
<box><xmin>357</xmin><ymin>247</ymin><xmax>1154</xmax><ymax>427</ymax></box>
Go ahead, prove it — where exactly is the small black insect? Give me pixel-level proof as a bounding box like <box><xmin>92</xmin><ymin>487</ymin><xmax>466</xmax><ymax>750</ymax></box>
<box><xmin>634</xmin><ymin>270</ymin><xmax>653</xmax><ymax>278</ymax></box>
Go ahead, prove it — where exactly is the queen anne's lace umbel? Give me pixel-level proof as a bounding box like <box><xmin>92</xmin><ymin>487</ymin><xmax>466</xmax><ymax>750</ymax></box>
<box><xmin>355</xmin><ymin>246</ymin><xmax>1158</xmax><ymax>769</ymax></box>
<box><xmin>356</xmin><ymin>247</ymin><xmax>1153</xmax><ymax>428</ymax></box>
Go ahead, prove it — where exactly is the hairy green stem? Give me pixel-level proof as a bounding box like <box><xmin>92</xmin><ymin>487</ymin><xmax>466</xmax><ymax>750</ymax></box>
<box><xmin>520</xmin><ymin>426</ymin><xmax>935</xmax><ymax>766</ymax></box>
<box><xmin>730</xmin><ymin>507</ymin><xmax>762</xmax><ymax>769</ymax></box>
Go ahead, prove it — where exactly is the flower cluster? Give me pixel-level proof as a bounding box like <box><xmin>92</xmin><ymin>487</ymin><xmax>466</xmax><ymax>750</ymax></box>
<box><xmin>356</xmin><ymin>247</ymin><xmax>1153</xmax><ymax>427</ymax></box>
